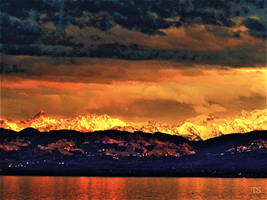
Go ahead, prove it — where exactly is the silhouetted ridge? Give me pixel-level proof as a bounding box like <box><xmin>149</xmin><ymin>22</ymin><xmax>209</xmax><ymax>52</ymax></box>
<box><xmin>0</xmin><ymin>128</ymin><xmax>266</xmax><ymax>177</ymax></box>
<box><xmin>19</xmin><ymin>127</ymin><xmax>39</xmax><ymax>134</ymax></box>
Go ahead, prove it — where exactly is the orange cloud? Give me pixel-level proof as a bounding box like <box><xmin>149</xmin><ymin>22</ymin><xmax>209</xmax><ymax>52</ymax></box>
<box><xmin>68</xmin><ymin>24</ymin><xmax>265</xmax><ymax>51</ymax></box>
<box><xmin>1</xmin><ymin>64</ymin><xmax>266</xmax><ymax>122</ymax></box>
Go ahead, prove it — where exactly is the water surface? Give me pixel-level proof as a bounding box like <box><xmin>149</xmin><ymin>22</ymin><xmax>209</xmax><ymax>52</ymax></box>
<box><xmin>0</xmin><ymin>176</ymin><xmax>266</xmax><ymax>200</ymax></box>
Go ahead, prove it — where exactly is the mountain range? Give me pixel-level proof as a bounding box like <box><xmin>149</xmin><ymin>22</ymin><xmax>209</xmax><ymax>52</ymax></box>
<box><xmin>1</xmin><ymin>109</ymin><xmax>266</xmax><ymax>140</ymax></box>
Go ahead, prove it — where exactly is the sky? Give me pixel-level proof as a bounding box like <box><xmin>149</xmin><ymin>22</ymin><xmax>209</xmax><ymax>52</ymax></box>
<box><xmin>0</xmin><ymin>0</ymin><xmax>266</xmax><ymax>123</ymax></box>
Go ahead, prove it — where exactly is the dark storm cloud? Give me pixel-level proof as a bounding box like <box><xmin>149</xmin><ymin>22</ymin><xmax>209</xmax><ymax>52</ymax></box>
<box><xmin>2</xmin><ymin>0</ymin><xmax>265</xmax><ymax>33</ymax></box>
<box><xmin>0</xmin><ymin>56</ymin><xmax>165</xmax><ymax>83</ymax></box>
<box><xmin>0</xmin><ymin>62</ymin><xmax>25</xmax><ymax>74</ymax></box>
<box><xmin>0</xmin><ymin>0</ymin><xmax>265</xmax><ymax>66</ymax></box>
<box><xmin>2</xmin><ymin>45</ymin><xmax>265</xmax><ymax>67</ymax></box>
<box><xmin>243</xmin><ymin>18</ymin><xmax>266</xmax><ymax>39</ymax></box>
<box><xmin>0</xmin><ymin>13</ymin><xmax>41</xmax><ymax>45</ymax></box>
<box><xmin>1</xmin><ymin>0</ymin><xmax>264</xmax><ymax>34</ymax></box>
<box><xmin>1</xmin><ymin>53</ymin><xmax>265</xmax><ymax>86</ymax></box>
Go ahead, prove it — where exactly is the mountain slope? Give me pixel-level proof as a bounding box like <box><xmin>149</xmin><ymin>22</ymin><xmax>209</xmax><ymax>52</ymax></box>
<box><xmin>0</xmin><ymin>128</ymin><xmax>266</xmax><ymax>177</ymax></box>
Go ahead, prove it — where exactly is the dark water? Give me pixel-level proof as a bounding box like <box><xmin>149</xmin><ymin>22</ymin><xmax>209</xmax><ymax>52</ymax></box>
<box><xmin>0</xmin><ymin>176</ymin><xmax>266</xmax><ymax>200</ymax></box>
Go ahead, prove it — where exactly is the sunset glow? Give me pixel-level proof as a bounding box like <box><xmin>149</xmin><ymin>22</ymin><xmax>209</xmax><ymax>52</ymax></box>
<box><xmin>1</xmin><ymin>108</ymin><xmax>266</xmax><ymax>140</ymax></box>
<box><xmin>1</xmin><ymin>57</ymin><xmax>266</xmax><ymax>123</ymax></box>
<box><xmin>1</xmin><ymin>1</ymin><xmax>267</xmax><ymax>198</ymax></box>
<box><xmin>1</xmin><ymin>0</ymin><xmax>266</xmax><ymax>140</ymax></box>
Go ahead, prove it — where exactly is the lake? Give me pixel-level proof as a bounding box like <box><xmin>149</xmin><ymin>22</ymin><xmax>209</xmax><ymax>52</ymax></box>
<box><xmin>0</xmin><ymin>176</ymin><xmax>266</xmax><ymax>200</ymax></box>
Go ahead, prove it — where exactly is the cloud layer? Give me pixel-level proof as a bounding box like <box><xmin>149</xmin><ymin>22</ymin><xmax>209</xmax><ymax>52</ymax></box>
<box><xmin>0</xmin><ymin>0</ymin><xmax>266</xmax><ymax>66</ymax></box>
<box><xmin>0</xmin><ymin>1</ymin><xmax>266</xmax><ymax>122</ymax></box>
<box><xmin>1</xmin><ymin>56</ymin><xmax>266</xmax><ymax>122</ymax></box>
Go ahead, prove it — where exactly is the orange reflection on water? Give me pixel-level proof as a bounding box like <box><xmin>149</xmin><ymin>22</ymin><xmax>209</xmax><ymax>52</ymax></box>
<box><xmin>89</xmin><ymin>177</ymin><xmax>126</xmax><ymax>200</ymax></box>
<box><xmin>0</xmin><ymin>176</ymin><xmax>266</xmax><ymax>200</ymax></box>
<box><xmin>29</xmin><ymin>177</ymin><xmax>56</xmax><ymax>200</ymax></box>
<box><xmin>1</xmin><ymin>176</ymin><xmax>19</xmax><ymax>200</ymax></box>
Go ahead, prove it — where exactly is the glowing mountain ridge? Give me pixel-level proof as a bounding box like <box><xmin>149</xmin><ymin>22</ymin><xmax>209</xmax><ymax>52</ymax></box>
<box><xmin>1</xmin><ymin>109</ymin><xmax>266</xmax><ymax>140</ymax></box>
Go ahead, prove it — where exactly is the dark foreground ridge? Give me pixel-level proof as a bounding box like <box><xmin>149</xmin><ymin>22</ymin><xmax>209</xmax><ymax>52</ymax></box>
<box><xmin>0</xmin><ymin>128</ymin><xmax>266</xmax><ymax>177</ymax></box>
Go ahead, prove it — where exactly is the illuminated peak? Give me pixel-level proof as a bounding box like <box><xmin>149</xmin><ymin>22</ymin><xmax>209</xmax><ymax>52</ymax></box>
<box><xmin>0</xmin><ymin>109</ymin><xmax>266</xmax><ymax>140</ymax></box>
